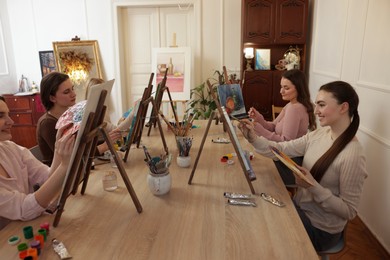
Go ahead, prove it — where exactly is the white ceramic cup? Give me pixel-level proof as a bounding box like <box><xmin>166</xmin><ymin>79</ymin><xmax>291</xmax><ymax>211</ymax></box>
<box><xmin>147</xmin><ymin>170</ymin><xmax>171</xmax><ymax>195</ymax></box>
<box><xmin>176</xmin><ymin>155</ymin><xmax>191</xmax><ymax>168</ymax></box>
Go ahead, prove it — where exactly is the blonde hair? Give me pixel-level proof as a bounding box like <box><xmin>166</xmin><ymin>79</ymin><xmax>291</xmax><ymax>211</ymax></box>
<box><xmin>85</xmin><ymin>78</ymin><xmax>104</xmax><ymax>99</ymax></box>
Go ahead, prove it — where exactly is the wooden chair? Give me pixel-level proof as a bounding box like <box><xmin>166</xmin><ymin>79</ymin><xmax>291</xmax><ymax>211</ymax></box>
<box><xmin>317</xmin><ymin>224</ymin><xmax>347</xmax><ymax>260</ymax></box>
<box><xmin>272</xmin><ymin>105</ymin><xmax>284</xmax><ymax>120</ymax></box>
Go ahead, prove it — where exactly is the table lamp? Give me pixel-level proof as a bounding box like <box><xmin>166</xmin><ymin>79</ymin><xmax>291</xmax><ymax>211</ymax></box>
<box><xmin>244</xmin><ymin>48</ymin><xmax>254</xmax><ymax>71</ymax></box>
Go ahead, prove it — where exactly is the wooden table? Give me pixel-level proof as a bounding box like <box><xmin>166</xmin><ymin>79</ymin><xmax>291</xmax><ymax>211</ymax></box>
<box><xmin>0</xmin><ymin>121</ymin><xmax>318</xmax><ymax>259</ymax></box>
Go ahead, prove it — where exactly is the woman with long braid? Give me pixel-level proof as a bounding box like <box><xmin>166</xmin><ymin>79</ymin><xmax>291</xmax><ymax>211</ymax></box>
<box><xmin>238</xmin><ymin>81</ymin><xmax>368</xmax><ymax>252</ymax></box>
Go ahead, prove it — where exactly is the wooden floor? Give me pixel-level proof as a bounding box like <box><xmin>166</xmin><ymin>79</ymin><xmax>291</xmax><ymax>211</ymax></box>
<box><xmin>329</xmin><ymin>216</ymin><xmax>389</xmax><ymax>260</ymax></box>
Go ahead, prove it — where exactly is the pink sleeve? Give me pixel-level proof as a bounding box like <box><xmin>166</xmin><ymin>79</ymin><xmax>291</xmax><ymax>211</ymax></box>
<box><xmin>254</xmin><ymin>103</ymin><xmax>308</xmax><ymax>142</ymax></box>
<box><xmin>0</xmin><ymin>142</ymin><xmax>49</xmax><ymax>221</ymax></box>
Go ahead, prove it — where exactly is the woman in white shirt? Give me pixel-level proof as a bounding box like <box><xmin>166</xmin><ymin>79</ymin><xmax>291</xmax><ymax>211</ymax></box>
<box><xmin>238</xmin><ymin>81</ymin><xmax>368</xmax><ymax>251</ymax></box>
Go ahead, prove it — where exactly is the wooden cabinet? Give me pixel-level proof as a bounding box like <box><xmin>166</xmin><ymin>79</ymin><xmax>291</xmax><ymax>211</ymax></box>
<box><xmin>242</xmin><ymin>71</ymin><xmax>273</xmax><ymax>119</ymax></box>
<box><xmin>241</xmin><ymin>0</ymin><xmax>309</xmax><ymax>120</ymax></box>
<box><xmin>242</xmin><ymin>0</ymin><xmax>308</xmax><ymax>44</ymax></box>
<box><xmin>3</xmin><ymin>94</ymin><xmax>45</xmax><ymax>148</ymax></box>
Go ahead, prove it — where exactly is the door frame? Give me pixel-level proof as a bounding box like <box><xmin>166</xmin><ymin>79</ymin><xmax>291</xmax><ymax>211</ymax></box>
<box><xmin>112</xmin><ymin>0</ymin><xmax>201</xmax><ymax>113</ymax></box>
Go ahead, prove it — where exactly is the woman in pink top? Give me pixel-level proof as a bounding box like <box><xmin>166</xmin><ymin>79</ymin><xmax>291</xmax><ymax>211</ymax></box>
<box><xmin>248</xmin><ymin>69</ymin><xmax>316</xmax><ymax>184</ymax></box>
<box><xmin>248</xmin><ymin>69</ymin><xmax>316</xmax><ymax>140</ymax></box>
<box><xmin>0</xmin><ymin>96</ymin><xmax>75</xmax><ymax>229</ymax></box>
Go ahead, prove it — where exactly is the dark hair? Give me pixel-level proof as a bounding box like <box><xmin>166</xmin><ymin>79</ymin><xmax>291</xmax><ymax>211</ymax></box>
<box><xmin>40</xmin><ymin>72</ymin><xmax>70</xmax><ymax>111</ymax></box>
<box><xmin>85</xmin><ymin>78</ymin><xmax>104</xmax><ymax>99</ymax></box>
<box><xmin>0</xmin><ymin>96</ymin><xmax>4</xmax><ymax>102</ymax></box>
<box><xmin>310</xmin><ymin>81</ymin><xmax>360</xmax><ymax>182</ymax></box>
<box><xmin>282</xmin><ymin>69</ymin><xmax>316</xmax><ymax>131</ymax></box>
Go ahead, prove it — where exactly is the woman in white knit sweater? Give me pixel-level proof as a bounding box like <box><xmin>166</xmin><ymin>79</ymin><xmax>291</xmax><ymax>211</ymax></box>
<box><xmin>238</xmin><ymin>81</ymin><xmax>368</xmax><ymax>252</ymax></box>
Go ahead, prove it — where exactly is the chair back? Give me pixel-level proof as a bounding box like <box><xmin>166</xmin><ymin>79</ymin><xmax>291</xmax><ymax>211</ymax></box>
<box><xmin>29</xmin><ymin>145</ymin><xmax>44</xmax><ymax>162</ymax></box>
<box><xmin>272</xmin><ymin>105</ymin><xmax>284</xmax><ymax>120</ymax></box>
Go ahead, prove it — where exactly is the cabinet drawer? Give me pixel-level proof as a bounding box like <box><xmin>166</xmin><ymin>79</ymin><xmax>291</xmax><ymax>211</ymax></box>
<box><xmin>10</xmin><ymin>113</ymin><xmax>33</xmax><ymax>125</ymax></box>
<box><xmin>4</xmin><ymin>96</ymin><xmax>32</xmax><ymax>111</ymax></box>
<box><xmin>10</xmin><ymin>126</ymin><xmax>37</xmax><ymax>148</ymax></box>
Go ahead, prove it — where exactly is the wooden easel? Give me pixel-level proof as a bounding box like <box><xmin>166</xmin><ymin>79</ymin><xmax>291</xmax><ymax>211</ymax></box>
<box><xmin>188</xmin><ymin>80</ymin><xmax>256</xmax><ymax>194</ymax></box>
<box><xmin>53</xmin><ymin>90</ymin><xmax>142</xmax><ymax>227</ymax></box>
<box><xmin>122</xmin><ymin>73</ymin><xmax>169</xmax><ymax>162</ymax></box>
<box><xmin>146</xmin><ymin>70</ymin><xmax>178</xmax><ymax>136</ymax></box>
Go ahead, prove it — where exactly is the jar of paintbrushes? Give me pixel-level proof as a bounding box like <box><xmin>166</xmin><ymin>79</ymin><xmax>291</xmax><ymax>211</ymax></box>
<box><xmin>143</xmin><ymin>146</ymin><xmax>172</xmax><ymax>195</ymax></box>
<box><xmin>175</xmin><ymin>136</ymin><xmax>193</xmax><ymax>168</ymax></box>
<box><xmin>158</xmin><ymin>111</ymin><xmax>194</xmax><ymax>168</ymax></box>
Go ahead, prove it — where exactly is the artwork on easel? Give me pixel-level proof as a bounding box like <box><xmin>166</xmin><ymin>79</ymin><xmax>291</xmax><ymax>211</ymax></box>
<box><xmin>217</xmin><ymin>84</ymin><xmax>248</xmax><ymax>119</ymax></box>
<box><xmin>122</xmin><ymin>73</ymin><xmax>169</xmax><ymax>163</ymax></box>
<box><xmin>53</xmin><ymin>79</ymin><xmax>143</xmax><ymax>226</ymax></box>
<box><xmin>220</xmin><ymin>106</ymin><xmax>256</xmax><ymax>181</ymax></box>
<box><xmin>152</xmin><ymin>47</ymin><xmax>191</xmax><ymax>100</ymax></box>
<box><xmin>147</xmin><ymin>69</ymin><xmax>178</xmax><ymax>136</ymax></box>
<box><xmin>188</xmin><ymin>76</ymin><xmax>256</xmax><ymax>194</ymax></box>
<box><xmin>62</xmin><ymin>80</ymin><xmax>114</xmax><ymax>191</ymax></box>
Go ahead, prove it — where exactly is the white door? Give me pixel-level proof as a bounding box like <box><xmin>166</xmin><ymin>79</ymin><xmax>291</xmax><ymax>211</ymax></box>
<box><xmin>119</xmin><ymin>6</ymin><xmax>195</xmax><ymax>111</ymax></box>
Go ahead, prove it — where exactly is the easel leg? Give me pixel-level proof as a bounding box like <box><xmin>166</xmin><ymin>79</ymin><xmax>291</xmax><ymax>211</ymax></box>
<box><xmin>188</xmin><ymin>111</ymin><xmax>215</xmax><ymax>184</ymax></box>
<box><xmin>81</xmin><ymin>154</ymin><xmax>96</xmax><ymax>195</ymax></box>
<box><xmin>100</xmin><ymin>127</ymin><xmax>143</xmax><ymax>213</ymax></box>
<box><xmin>53</xmin><ymin>166</ymin><xmax>77</xmax><ymax>227</ymax></box>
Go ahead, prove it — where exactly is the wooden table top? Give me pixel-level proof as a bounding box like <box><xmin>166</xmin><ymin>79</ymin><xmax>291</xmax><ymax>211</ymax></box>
<box><xmin>0</xmin><ymin>121</ymin><xmax>318</xmax><ymax>259</ymax></box>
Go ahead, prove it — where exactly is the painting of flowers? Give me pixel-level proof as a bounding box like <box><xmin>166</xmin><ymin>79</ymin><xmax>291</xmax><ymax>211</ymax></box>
<box><xmin>52</xmin><ymin>40</ymin><xmax>102</xmax><ymax>85</ymax></box>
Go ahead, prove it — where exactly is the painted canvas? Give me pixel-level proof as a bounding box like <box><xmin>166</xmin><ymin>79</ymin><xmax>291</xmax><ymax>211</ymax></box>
<box><xmin>152</xmin><ymin>47</ymin><xmax>191</xmax><ymax>100</ymax></box>
<box><xmin>217</xmin><ymin>84</ymin><xmax>248</xmax><ymax>119</ymax></box>
<box><xmin>255</xmin><ymin>49</ymin><xmax>271</xmax><ymax>70</ymax></box>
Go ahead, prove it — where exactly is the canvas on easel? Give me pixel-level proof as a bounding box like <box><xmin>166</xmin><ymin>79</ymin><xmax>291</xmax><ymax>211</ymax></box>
<box><xmin>188</xmin><ymin>79</ymin><xmax>256</xmax><ymax>194</ymax></box>
<box><xmin>146</xmin><ymin>69</ymin><xmax>178</xmax><ymax>136</ymax></box>
<box><xmin>217</xmin><ymin>83</ymin><xmax>248</xmax><ymax>119</ymax></box>
<box><xmin>53</xmin><ymin>80</ymin><xmax>142</xmax><ymax>227</ymax></box>
<box><xmin>122</xmin><ymin>73</ymin><xmax>169</xmax><ymax>163</ymax></box>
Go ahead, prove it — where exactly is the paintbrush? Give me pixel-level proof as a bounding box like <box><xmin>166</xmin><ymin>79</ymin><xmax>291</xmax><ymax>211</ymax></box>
<box><xmin>158</xmin><ymin>111</ymin><xmax>178</xmax><ymax>135</ymax></box>
<box><xmin>182</xmin><ymin>113</ymin><xmax>194</xmax><ymax>136</ymax></box>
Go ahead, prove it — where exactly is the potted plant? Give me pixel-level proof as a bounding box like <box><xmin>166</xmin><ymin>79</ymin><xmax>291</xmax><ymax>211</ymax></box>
<box><xmin>187</xmin><ymin>69</ymin><xmax>239</xmax><ymax>119</ymax></box>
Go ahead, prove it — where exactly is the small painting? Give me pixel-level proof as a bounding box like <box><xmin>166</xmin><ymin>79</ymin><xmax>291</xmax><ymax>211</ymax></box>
<box><xmin>152</xmin><ymin>47</ymin><xmax>191</xmax><ymax>100</ymax></box>
<box><xmin>39</xmin><ymin>51</ymin><xmax>56</xmax><ymax>77</ymax></box>
<box><xmin>255</xmin><ymin>49</ymin><xmax>271</xmax><ymax>70</ymax></box>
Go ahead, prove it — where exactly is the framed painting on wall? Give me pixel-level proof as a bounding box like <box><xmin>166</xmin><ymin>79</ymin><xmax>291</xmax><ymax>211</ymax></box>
<box><xmin>255</xmin><ymin>48</ymin><xmax>271</xmax><ymax>70</ymax></box>
<box><xmin>52</xmin><ymin>40</ymin><xmax>103</xmax><ymax>84</ymax></box>
<box><xmin>38</xmin><ymin>51</ymin><xmax>56</xmax><ymax>77</ymax></box>
<box><xmin>151</xmin><ymin>47</ymin><xmax>191</xmax><ymax>101</ymax></box>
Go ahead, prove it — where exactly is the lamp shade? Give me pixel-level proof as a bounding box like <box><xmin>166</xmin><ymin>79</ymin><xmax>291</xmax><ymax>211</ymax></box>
<box><xmin>244</xmin><ymin>48</ymin><xmax>254</xmax><ymax>59</ymax></box>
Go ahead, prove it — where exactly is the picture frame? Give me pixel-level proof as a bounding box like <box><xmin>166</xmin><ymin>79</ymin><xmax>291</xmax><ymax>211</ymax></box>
<box><xmin>52</xmin><ymin>40</ymin><xmax>102</xmax><ymax>82</ymax></box>
<box><xmin>38</xmin><ymin>50</ymin><xmax>56</xmax><ymax>77</ymax></box>
<box><xmin>255</xmin><ymin>48</ymin><xmax>271</xmax><ymax>70</ymax></box>
<box><xmin>152</xmin><ymin>47</ymin><xmax>191</xmax><ymax>100</ymax></box>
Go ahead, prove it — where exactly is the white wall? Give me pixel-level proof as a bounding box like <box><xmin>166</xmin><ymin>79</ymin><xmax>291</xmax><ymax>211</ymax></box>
<box><xmin>308</xmin><ymin>0</ymin><xmax>390</xmax><ymax>252</ymax></box>
<box><xmin>0</xmin><ymin>0</ymin><xmax>16</xmax><ymax>93</ymax></box>
<box><xmin>0</xmin><ymin>0</ymin><xmax>241</xmax><ymax>123</ymax></box>
<box><xmin>1</xmin><ymin>0</ymin><xmax>389</xmax><ymax>253</ymax></box>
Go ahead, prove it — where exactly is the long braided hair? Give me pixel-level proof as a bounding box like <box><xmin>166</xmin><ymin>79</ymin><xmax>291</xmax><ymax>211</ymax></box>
<box><xmin>310</xmin><ymin>81</ymin><xmax>360</xmax><ymax>182</ymax></box>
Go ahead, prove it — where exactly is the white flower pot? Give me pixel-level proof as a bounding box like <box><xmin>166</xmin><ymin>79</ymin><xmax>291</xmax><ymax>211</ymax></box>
<box><xmin>176</xmin><ymin>155</ymin><xmax>191</xmax><ymax>168</ymax></box>
<box><xmin>147</xmin><ymin>170</ymin><xmax>171</xmax><ymax>195</ymax></box>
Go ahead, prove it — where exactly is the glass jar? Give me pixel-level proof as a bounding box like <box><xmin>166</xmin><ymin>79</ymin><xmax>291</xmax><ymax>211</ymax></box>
<box><xmin>102</xmin><ymin>171</ymin><xmax>118</xmax><ymax>191</ymax></box>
